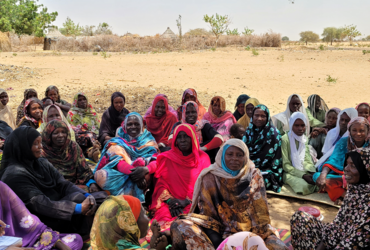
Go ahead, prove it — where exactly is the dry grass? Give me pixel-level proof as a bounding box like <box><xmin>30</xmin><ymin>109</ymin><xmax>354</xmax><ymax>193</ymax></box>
<box><xmin>0</xmin><ymin>31</ymin><xmax>12</xmax><ymax>52</ymax></box>
<box><xmin>51</xmin><ymin>32</ymin><xmax>281</xmax><ymax>52</ymax></box>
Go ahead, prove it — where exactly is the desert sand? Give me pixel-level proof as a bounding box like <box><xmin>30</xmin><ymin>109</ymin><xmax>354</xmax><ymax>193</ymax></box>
<box><xmin>1</xmin><ymin>45</ymin><xmax>368</xmax><ymax>229</ymax></box>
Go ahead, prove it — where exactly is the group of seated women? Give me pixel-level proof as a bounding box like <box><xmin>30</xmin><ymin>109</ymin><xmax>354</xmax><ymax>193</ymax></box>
<box><xmin>1</xmin><ymin>85</ymin><xmax>370</xmax><ymax>250</ymax></box>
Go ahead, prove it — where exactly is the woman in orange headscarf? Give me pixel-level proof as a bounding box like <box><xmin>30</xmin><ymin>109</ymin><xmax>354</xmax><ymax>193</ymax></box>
<box><xmin>176</xmin><ymin>88</ymin><xmax>206</xmax><ymax>121</ymax></box>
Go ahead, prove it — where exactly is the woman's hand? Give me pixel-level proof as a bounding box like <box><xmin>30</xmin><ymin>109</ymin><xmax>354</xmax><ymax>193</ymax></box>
<box><xmin>88</xmin><ymin>183</ymin><xmax>101</xmax><ymax>193</ymax></box>
<box><xmin>0</xmin><ymin>139</ymin><xmax>4</xmax><ymax>149</ymax></box>
<box><xmin>316</xmin><ymin>241</ymin><xmax>326</xmax><ymax>250</ymax></box>
<box><xmin>316</xmin><ymin>173</ymin><xmax>327</xmax><ymax>191</ymax></box>
<box><xmin>168</xmin><ymin>199</ymin><xmax>190</xmax><ymax>209</ymax></box>
<box><xmin>81</xmin><ymin>195</ymin><xmax>97</xmax><ymax>216</ymax></box>
<box><xmin>303</xmin><ymin>174</ymin><xmax>315</xmax><ymax>185</ymax></box>
<box><xmin>129</xmin><ymin>167</ymin><xmax>149</xmax><ymax>183</ymax></box>
<box><xmin>169</xmin><ymin>207</ymin><xmax>183</xmax><ymax>218</ymax></box>
<box><xmin>55</xmin><ymin>241</ymin><xmax>72</xmax><ymax>250</ymax></box>
<box><xmin>0</xmin><ymin>219</ymin><xmax>6</xmax><ymax>236</ymax></box>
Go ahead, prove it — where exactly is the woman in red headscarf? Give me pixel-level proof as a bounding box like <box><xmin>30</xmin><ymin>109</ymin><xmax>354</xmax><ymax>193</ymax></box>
<box><xmin>145</xmin><ymin>95</ymin><xmax>178</xmax><ymax>148</ymax></box>
<box><xmin>146</xmin><ymin>124</ymin><xmax>211</xmax><ymax>241</ymax></box>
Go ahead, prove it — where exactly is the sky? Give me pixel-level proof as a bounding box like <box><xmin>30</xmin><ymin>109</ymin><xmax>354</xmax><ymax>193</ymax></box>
<box><xmin>39</xmin><ymin>0</ymin><xmax>370</xmax><ymax>40</ymax></box>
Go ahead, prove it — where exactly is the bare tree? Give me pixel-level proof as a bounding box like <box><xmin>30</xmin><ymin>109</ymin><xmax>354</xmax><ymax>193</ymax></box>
<box><xmin>176</xmin><ymin>15</ymin><xmax>182</xmax><ymax>43</ymax></box>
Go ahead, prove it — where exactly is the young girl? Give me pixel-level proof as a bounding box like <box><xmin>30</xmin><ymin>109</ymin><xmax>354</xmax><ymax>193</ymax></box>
<box><xmin>0</xmin><ymin>89</ymin><xmax>16</xmax><ymax>129</ymax></box>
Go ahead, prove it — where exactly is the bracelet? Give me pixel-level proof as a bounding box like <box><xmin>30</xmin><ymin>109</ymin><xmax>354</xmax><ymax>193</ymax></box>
<box><xmin>166</xmin><ymin>244</ymin><xmax>172</xmax><ymax>250</ymax></box>
<box><xmin>166</xmin><ymin>199</ymin><xmax>171</xmax><ymax>204</ymax></box>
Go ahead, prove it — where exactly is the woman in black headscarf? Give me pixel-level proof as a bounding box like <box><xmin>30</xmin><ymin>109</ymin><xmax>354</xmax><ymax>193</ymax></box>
<box><xmin>233</xmin><ymin>94</ymin><xmax>250</xmax><ymax>121</ymax></box>
<box><xmin>0</xmin><ymin>126</ymin><xmax>107</xmax><ymax>238</ymax></box>
<box><xmin>98</xmin><ymin>92</ymin><xmax>130</xmax><ymax>146</ymax></box>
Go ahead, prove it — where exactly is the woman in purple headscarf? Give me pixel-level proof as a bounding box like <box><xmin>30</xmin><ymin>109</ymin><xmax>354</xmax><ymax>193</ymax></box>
<box><xmin>0</xmin><ymin>181</ymin><xmax>83</xmax><ymax>250</ymax></box>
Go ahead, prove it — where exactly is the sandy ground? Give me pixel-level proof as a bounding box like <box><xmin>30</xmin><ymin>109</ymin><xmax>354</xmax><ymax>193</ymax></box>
<box><xmin>2</xmin><ymin>45</ymin><xmax>366</xmax><ymax>229</ymax></box>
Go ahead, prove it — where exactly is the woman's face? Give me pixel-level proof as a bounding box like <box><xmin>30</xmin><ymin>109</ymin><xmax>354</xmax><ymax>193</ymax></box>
<box><xmin>292</xmin><ymin>118</ymin><xmax>306</xmax><ymax>136</ymax></box>
<box><xmin>344</xmin><ymin>156</ymin><xmax>360</xmax><ymax>184</ymax></box>
<box><xmin>246</xmin><ymin>104</ymin><xmax>254</xmax><ymax>118</ymax></box>
<box><xmin>357</xmin><ymin>104</ymin><xmax>370</xmax><ymax>120</ymax></box>
<box><xmin>176</xmin><ymin>131</ymin><xmax>192</xmax><ymax>155</ymax></box>
<box><xmin>29</xmin><ymin>103</ymin><xmax>43</xmax><ymax>120</ymax></box>
<box><xmin>154</xmin><ymin>100</ymin><xmax>166</xmax><ymax>117</ymax></box>
<box><xmin>44</xmin><ymin>99</ymin><xmax>53</xmax><ymax>108</ymax></box>
<box><xmin>212</xmin><ymin>100</ymin><xmax>221</xmax><ymax>116</ymax></box>
<box><xmin>237</xmin><ymin>103</ymin><xmax>245</xmax><ymax>115</ymax></box>
<box><xmin>32</xmin><ymin>136</ymin><xmax>43</xmax><ymax>158</ymax></box>
<box><xmin>113</xmin><ymin>97</ymin><xmax>125</xmax><ymax>112</ymax></box>
<box><xmin>252</xmin><ymin>109</ymin><xmax>267</xmax><ymax>128</ymax></box>
<box><xmin>339</xmin><ymin>112</ymin><xmax>351</xmax><ymax>134</ymax></box>
<box><xmin>126</xmin><ymin>116</ymin><xmax>141</xmax><ymax>137</ymax></box>
<box><xmin>314</xmin><ymin>96</ymin><xmax>321</xmax><ymax>111</ymax></box>
<box><xmin>326</xmin><ymin>111</ymin><xmax>338</xmax><ymax>128</ymax></box>
<box><xmin>224</xmin><ymin>146</ymin><xmax>245</xmax><ymax>171</ymax></box>
<box><xmin>77</xmin><ymin>95</ymin><xmax>87</xmax><ymax>109</ymax></box>
<box><xmin>47</xmin><ymin>107</ymin><xmax>62</xmax><ymax>122</ymax></box>
<box><xmin>289</xmin><ymin>96</ymin><xmax>302</xmax><ymax>113</ymax></box>
<box><xmin>0</xmin><ymin>92</ymin><xmax>9</xmax><ymax>106</ymax></box>
<box><xmin>27</xmin><ymin>91</ymin><xmax>37</xmax><ymax>100</ymax></box>
<box><xmin>51</xmin><ymin>127</ymin><xmax>68</xmax><ymax>147</ymax></box>
<box><xmin>47</xmin><ymin>89</ymin><xmax>59</xmax><ymax>102</ymax></box>
<box><xmin>184</xmin><ymin>93</ymin><xmax>196</xmax><ymax>103</ymax></box>
<box><xmin>185</xmin><ymin>105</ymin><xmax>197</xmax><ymax>125</ymax></box>
<box><xmin>350</xmin><ymin>123</ymin><xmax>368</xmax><ymax>145</ymax></box>
<box><xmin>137</xmin><ymin>206</ymin><xmax>150</xmax><ymax>238</ymax></box>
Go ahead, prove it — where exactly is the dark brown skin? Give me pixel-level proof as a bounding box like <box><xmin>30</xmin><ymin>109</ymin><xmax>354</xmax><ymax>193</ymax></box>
<box><xmin>126</xmin><ymin>116</ymin><xmax>141</xmax><ymax>138</ymax></box>
<box><xmin>245</xmin><ymin>104</ymin><xmax>254</xmax><ymax>118</ymax></box>
<box><xmin>0</xmin><ymin>92</ymin><xmax>9</xmax><ymax>106</ymax></box>
<box><xmin>51</xmin><ymin>127</ymin><xmax>68</xmax><ymax>148</ymax></box>
<box><xmin>310</xmin><ymin>111</ymin><xmax>338</xmax><ymax>138</ymax></box>
<box><xmin>211</xmin><ymin>99</ymin><xmax>221</xmax><ymax>116</ymax></box>
<box><xmin>184</xmin><ymin>93</ymin><xmax>196</xmax><ymax>102</ymax></box>
<box><xmin>339</xmin><ymin>112</ymin><xmax>351</xmax><ymax>136</ymax></box>
<box><xmin>237</xmin><ymin>103</ymin><xmax>245</xmax><ymax>116</ymax></box>
<box><xmin>185</xmin><ymin>104</ymin><xmax>197</xmax><ymax>125</ymax></box>
<box><xmin>104</xmin><ymin>97</ymin><xmax>126</xmax><ymax>142</ymax></box>
<box><xmin>154</xmin><ymin>100</ymin><xmax>166</xmax><ymax>117</ymax></box>
<box><xmin>232</xmin><ymin>126</ymin><xmax>246</xmax><ymax>140</ymax></box>
<box><xmin>47</xmin><ymin>106</ymin><xmax>62</xmax><ymax>122</ymax></box>
<box><xmin>224</xmin><ymin>146</ymin><xmax>245</xmax><ymax>171</ymax></box>
<box><xmin>77</xmin><ymin>95</ymin><xmax>87</xmax><ymax>109</ymax></box>
<box><xmin>289</xmin><ymin>95</ymin><xmax>302</xmax><ymax>113</ymax></box>
<box><xmin>29</xmin><ymin>102</ymin><xmax>43</xmax><ymax>121</ymax></box>
<box><xmin>31</xmin><ymin>136</ymin><xmax>43</xmax><ymax>158</ymax></box>
<box><xmin>137</xmin><ymin>205</ymin><xmax>150</xmax><ymax>238</ymax></box>
<box><xmin>44</xmin><ymin>99</ymin><xmax>54</xmax><ymax>108</ymax></box>
<box><xmin>314</xmin><ymin>95</ymin><xmax>321</xmax><ymax>112</ymax></box>
<box><xmin>48</xmin><ymin>89</ymin><xmax>71</xmax><ymax>112</ymax></box>
<box><xmin>26</xmin><ymin>91</ymin><xmax>37</xmax><ymax>100</ymax></box>
<box><xmin>252</xmin><ymin>108</ymin><xmax>267</xmax><ymax>128</ymax></box>
<box><xmin>357</xmin><ymin>104</ymin><xmax>370</xmax><ymax>121</ymax></box>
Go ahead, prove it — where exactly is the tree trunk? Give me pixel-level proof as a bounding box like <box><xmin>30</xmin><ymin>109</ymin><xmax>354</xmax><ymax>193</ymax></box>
<box><xmin>306</xmin><ymin>41</ymin><xmax>307</xmax><ymax>45</ymax></box>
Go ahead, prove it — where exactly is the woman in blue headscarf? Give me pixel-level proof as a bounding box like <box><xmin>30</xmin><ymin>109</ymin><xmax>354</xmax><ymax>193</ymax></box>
<box><xmin>93</xmin><ymin>112</ymin><xmax>159</xmax><ymax>202</ymax></box>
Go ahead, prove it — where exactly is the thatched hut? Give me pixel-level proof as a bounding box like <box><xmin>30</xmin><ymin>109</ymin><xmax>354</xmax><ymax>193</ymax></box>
<box><xmin>0</xmin><ymin>31</ymin><xmax>11</xmax><ymax>52</ymax></box>
<box><xmin>43</xmin><ymin>28</ymin><xmax>65</xmax><ymax>50</ymax></box>
<box><xmin>161</xmin><ymin>27</ymin><xmax>178</xmax><ymax>41</ymax></box>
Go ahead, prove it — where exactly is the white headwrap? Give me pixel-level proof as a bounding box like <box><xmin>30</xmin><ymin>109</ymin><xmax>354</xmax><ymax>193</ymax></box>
<box><xmin>272</xmin><ymin>94</ymin><xmax>310</xmax><ymax>135</ymax></box>
<box><xmin>288</xmin><ymin>112</ymin><xmax>308</xmax><ymax>171</ymax></box>
<box><xmin>316</xmin><ymin>108</ymin><xmax>358</xmax><ymax>168</ymax></box>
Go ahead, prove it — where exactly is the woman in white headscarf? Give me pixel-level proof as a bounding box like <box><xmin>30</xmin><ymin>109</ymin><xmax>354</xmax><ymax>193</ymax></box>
<box><xmin>0</xmin><ymin>89</ymin><xmax>16</xmax><ymax>129</ymax></box>
<box><xmin>282</xmin><ymin>112</ymin><xmax>318</xmax><ymax>195</ymax></box>
<box><xmin>272</xmin><ymin>94</ymin><xmax>310</xmax><ymax>136</ymax></box>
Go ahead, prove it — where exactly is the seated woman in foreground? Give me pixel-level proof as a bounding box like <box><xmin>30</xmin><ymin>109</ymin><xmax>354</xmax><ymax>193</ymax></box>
<box><xmin>170</xmin><ymin>101</ymin><xmax>223</xmax><ymax>163</ymax></box>
<box><xmin>0</xmin><ymin>181</ymin><xmax>83</xmax><ymax>250</ymax></box>
<box><xmin>314</xmin><ymin>117</ymin><xmax>370</xmax><ymax>204</ymax></box>
<box><xmin>94</xmin><ymin>112</ymin><xmax>158</xmax><ymax>202</ymax></box>
<box><xmin>244</xmin><ymin>104</ymin><xmax>283</xmax><ymax>193</ymax></box>
<box><xmin>170</xmin><ymin>139</ymin><xmax>288</xmax><ymax>250</ymax></box>
<box><xmin>17</xmin><ymin>98</ymin><xmax>43</xmax><ymax>129</ymax></box>
<box><xmin>0</xmin><ymin>88</ymin><xmax>16</xmax><ymax>129</ymax></box>
<box><xmin>41</xmin><ymin>120</ymin><xmax>100</xmax><ymax>193</ymax></box>
<box><xmin>233</xmin><ymin>94</ymin><xmax>250</xmax><ymax>121</ymax></box>
<box><xmin>45</xmin><ymin>85</ymin><xmax>71</xmax><ymax>117</ymax></box>
<box><xmin>177</xmin><ymin>88</ymin><xmax>206</xmax><ymax>121</ymax></box>
<box><xmin>0</xmin><ymin>126</ymin><xmax>107</xmax><ymax>237</ymax></box>
<box><xmin>309</xmin><ymin>107</ymin><xmax>340</xmax><ymax>159</ymax></box>
<box><xmin>145</xmin><ymin>94</ymin><xmax>178</xmax><ymax>149</ymax></box>
<box><xmin>203</xmin><ymin>96</ymin><xmax>237</xmax><ymax>141</ymax></box>
<box><xmin>98</xmin><ymin>92</ymin><xmax>129</xmax><ymax>146</ymax></box>
<box><xmin>272</xmin><ymin>94</ymin><xmax>310</xmax><ymax>136</ymax></box>
<box><xmin>282</xmin><ymin>112</ymin><xmax>318</xmax><ymax>195</ymax></box>
<box><xmin>237</xmin><ymin>97</ymin><xmax>260</xmax><ymax>130</ymax></box>
<box><xmin>37</xmin><ymin>104</ymin><xmax>76</xmax><ymax>141</ymax></box>
<box><xmin>147</xmin><ymin>124</ymin><xmax>211</xmax><ymax>242</ymax></box>
<box><xmin>68</xmin><ymin>92</ymin><xmax>101</xmax><ymax>161</ymax></box>
<box><xmin>291</xmin><ymin>148</ymin><xmax>370</xmax><ymax>249</ymax></box>
<box><xmin>16</xmin><ymin>88</ymin><xmax>38</xmax><ymax>125</ymax></box>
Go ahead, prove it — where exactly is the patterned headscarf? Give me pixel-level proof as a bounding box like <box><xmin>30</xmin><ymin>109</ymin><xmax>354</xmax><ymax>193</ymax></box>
<box><xmin>347</xmin><ymin>117</ymin><xmax>370</xmax><ymax>151</ymax></box>
<box><xmin>68</xmin><ymin>92</ymin><xmax>100</xmax><ymax>134</ymax></box>
<box><xmin>16</xmin><ymin>88</ymin><xmax>38</xmax><ymax>125</ymax></box>
<box><xmin>19</xmin><ymin>98</ymin><xmax>43</xmax><ymax>128</ymax></box>
<box><xmin>307</xmin><ymin>94</ymin><xmax>329</xmax><ymax>119</ymax></box>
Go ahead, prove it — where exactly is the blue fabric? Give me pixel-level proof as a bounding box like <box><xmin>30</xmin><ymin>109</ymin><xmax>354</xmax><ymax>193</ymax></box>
<box><xmin>85</xmin><ymin>179</ymin><xmax>96</xmax><ymax>187</ymax></box>
<box><xmin>84</xmin><ymin>193</ymin><xmax>90</xmax><ymax>198</ymax></box>
<box><xmin>221</xmin><ymin>144</ymin><xmax>241</xmax><ymax>176</ymax></box>
<box><xmin>74</xmin><ymin>204</ymin><xmax>82</xmax><ymax>214</ymax></box>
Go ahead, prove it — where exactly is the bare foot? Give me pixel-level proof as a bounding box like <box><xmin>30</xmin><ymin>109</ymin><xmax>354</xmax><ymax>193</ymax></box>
<box><xmin>150</xmin><ymin>219</ymin><xmax>161</xmax><ymax>248</ymax></box>
<box><xmin>155</xmin><ymin>235</ymin><xmax>168</xmax><ymax>250</ymax></box>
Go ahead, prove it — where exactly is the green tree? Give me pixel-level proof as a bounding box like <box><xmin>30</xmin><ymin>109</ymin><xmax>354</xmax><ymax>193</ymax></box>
<box><xmin>299</xmin><ymin>31</ymin><xmax>319</xmax><ymax>45</ymax></box>
<box><xmin>282</xmin><ymin>36</ymin><xmax>289</xmax><ymax>41</ymax></box>
<box><xmin>226</xmin><ymin>28</ymin><xmax>240</xmax><ymax>36</ymax></box>
<box><xmin>203</xmin><ymin>13</ymin><xmax>231</xmax><ymax>47</ymax></box>
<box><xmin>184</xmin><ymin>28</ymin><xmax>212</xmax><ymax>37</ymax></box>
<box><xmin>59</xmin><ymin>17</ymin><xmax>81</xmax><ymax>36</ymax></box>
<box><xmin>94</xmin><ymin>22</ymin><xmax>112</xmax><ymax>35</ymax></box>
<box><xmin>335</xmin><ymin>28</ymin><xmax>346</xmax><ymax>42</ymax></box>
<box><xmin>242</xmin><ymin>27</ymin><xmax>254</xmax><ymax>36</ymax></box>
<box><xmin>343</xmin><ymin>24</ymin><xmax>361</xmax><ymax>45</ymax></box>
<box><xmin>0</xmin><ymin>0</ymin><xmax>57</xmax><ymax>37</ymax></box>
<box><xmin>81</xmin><ymin>25</ymin><xmax>95</xmax><ymax>36</ymax></box>
<box><xmin>322</xmin><ymin>27</ymin><xmax>337</xmax><ymax>45</ymax></box>
<box><xmin>366</xmin><ymin>35</ymin><xmax>370</xmax><ymax>41</ymax></box>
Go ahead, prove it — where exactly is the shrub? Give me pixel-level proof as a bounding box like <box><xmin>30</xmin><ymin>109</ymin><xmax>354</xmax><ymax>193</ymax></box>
<box><xmin>252</xmin><ymin>48</ymin><xmax>259</xmax><ymax>56</ymax></box>
<box><xmin>326</xmin><ymin>75</ymin><xmax>338</xmax><ymax>84</ymax></box>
